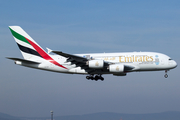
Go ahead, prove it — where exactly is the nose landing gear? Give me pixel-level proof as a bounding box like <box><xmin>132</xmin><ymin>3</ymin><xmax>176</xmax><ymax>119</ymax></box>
<box><xmin>164</xmin><ymin>70</ymin><xmax>168</xmax><ymax>78</ymax></box>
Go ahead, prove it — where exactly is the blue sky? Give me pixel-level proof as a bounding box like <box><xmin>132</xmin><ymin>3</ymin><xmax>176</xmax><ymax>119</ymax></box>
<box><xmin>0</xmin><ymin>0</ymin><xmax>180</xmax><ymax>117</ymax></box>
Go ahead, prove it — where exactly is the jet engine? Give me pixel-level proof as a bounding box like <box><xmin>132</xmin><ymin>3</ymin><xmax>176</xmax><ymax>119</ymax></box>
<box><xmin>109</xmin><ymin>64</ymin><xmax>124</xmax><ymax>72</ymax></box>
<box><xmin>88</xmin><ymin>60</ymin><xmax>104</xmax><ymax>68</ymax></box>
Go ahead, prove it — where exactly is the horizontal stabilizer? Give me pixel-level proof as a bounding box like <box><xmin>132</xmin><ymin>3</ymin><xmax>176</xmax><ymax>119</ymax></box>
<box><xmin>6</xmin><ymin>57</ymin><xmax>41</xmax><ymax>64</ymax></box>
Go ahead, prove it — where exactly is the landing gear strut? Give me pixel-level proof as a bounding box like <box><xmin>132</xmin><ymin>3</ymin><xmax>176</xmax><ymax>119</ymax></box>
<box><xmin>164</xmin><ymin>70</ymin><xmax>168</xmax><ymax>78</ymax></box>
<box><xmin>86</xmin><ymin>74</ymin><xmax>104</xmax><ymax>81</ymax></box>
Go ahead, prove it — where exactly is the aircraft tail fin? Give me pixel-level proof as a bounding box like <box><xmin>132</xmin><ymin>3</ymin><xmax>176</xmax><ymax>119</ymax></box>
<box><xmin>9</xmin><ymin>26</ymin><xmax>47</xmax><ymax>60</ymax></box>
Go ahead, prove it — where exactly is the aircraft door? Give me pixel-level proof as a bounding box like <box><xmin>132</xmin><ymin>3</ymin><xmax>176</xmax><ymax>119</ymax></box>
<box><xmin>160</xmin><ymin>58</ymin><xmax>164</xmax><ymax>65</ymax></box>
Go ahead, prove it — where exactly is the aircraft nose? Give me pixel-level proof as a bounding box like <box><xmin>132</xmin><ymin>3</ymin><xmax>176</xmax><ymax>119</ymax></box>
<box><xmin>173</xmin><ymin>60</ymin><xmax>178</xmax><ymax>68</ymax></box>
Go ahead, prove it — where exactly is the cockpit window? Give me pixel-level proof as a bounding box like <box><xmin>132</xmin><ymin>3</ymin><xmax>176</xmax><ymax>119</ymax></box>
<box><xmin>169</xmin><ymin>58</ymin><xmax>173</xmax><ymax>60</ymax></box>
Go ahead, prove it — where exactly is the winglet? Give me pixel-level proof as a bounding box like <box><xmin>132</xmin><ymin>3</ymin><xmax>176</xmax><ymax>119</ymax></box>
<box><xmin>46</xmin><ymin>48</ymin><xmax>52</xmax><ymax>54</ymax></box>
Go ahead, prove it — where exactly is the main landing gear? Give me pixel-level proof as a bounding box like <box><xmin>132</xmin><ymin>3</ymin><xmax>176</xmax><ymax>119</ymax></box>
<box><xmin>164</xmin><ymin>70</ymin><xmax>168</xmax><ymax>78</ymax></box>
<box><xmin>86</xmin><ymin>75</ymin><xmax>104</xmax><ymax>81</ymax></box>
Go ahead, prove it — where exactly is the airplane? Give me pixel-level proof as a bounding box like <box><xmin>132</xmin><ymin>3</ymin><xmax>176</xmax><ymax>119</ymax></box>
<box><xmin>7</xmin><ymin>26</ymin><xmax>177</xmax><ymax>81</ymax></box>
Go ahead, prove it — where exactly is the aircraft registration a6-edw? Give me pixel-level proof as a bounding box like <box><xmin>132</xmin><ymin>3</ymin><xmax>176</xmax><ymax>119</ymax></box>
<box><xmin>7</xmin><ymin>26</ymin><xmax>177</xmax><ymax>81</ymax></box>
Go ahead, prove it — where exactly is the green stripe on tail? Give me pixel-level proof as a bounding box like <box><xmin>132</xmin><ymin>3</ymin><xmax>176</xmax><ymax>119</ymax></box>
<box><xmin>9</xmin><ymin>27</ymin><xmax>31</xmax><ymax>45</ymax></box>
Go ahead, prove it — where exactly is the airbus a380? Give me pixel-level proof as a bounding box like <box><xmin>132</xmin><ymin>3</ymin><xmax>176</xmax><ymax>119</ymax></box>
<box><xmin>7</xmin><ymin>26</ymin><xmax>177</xmax><ymax>81</ymax></box>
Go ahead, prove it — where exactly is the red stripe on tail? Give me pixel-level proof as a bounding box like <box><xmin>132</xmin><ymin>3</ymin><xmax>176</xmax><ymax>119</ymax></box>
<box><xmin>25</xmin><ymin>38</ymin><xmax>67</xmax><ymax>69</ymax></box>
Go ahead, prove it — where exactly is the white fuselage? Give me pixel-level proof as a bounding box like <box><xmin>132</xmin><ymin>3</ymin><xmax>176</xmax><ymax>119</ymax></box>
<box><xmin>16</xmin><ymin>52</ymin><xmax>177</xmax><ymax>75</ymax></box>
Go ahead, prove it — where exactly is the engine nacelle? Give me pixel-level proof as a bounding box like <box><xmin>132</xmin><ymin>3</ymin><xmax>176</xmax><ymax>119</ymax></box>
<box><xmin>109</xmin><ymin>64</ymin><xmax>124</xmax><ymax>73</ymax></box>
<box><xmin>88</xmin><ymin>60</ymin><xmax>104</xmax><ymax>68</ymax></box>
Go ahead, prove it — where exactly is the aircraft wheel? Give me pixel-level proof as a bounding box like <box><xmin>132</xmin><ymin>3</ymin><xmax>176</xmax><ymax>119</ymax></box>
<box><xmin>86</xmin><ymin>76</ymin><xmax>90</xmax><ymax>80</ymax></box>
<box><xmin>94</xmin><ymin>75</ymin><xmax>99</xmax><ymax>81</ymax></box>
<box><xmin>164</xmin><ymin>74</ymin><xmax>168</xmax><ymax>78</ymax></box>
<box><xmin>100</xmin><ymin>77</ymin><xmax>104</xmax><ymax>81</ymax></box>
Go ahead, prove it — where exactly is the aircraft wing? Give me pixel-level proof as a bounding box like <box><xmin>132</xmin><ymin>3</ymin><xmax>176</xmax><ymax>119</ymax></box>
<box><xmin>52</xmin><ymin>51</ymin><xmax>87</xmax><ymax>62</ymax></box>
<box><xmin>52</xmin><ymin>51</ymin><xmax>135</xmax><ymax>74</ymax></box>
<box><xmin>124</xmin><ymin>65</ymin><xmax>135</xmax><ymax>71</ymax></box>
<box><xmin>52</xmin><ymin>51</ymin><xmax>109</xmax><ymax>74</ymax></box>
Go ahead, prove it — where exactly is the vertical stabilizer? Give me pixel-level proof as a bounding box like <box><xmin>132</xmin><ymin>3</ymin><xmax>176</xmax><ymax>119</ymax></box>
<box><xmin>9</xmin><ymin>26</ymin><xmax>46</xmax><ymax>60</ymax></box>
